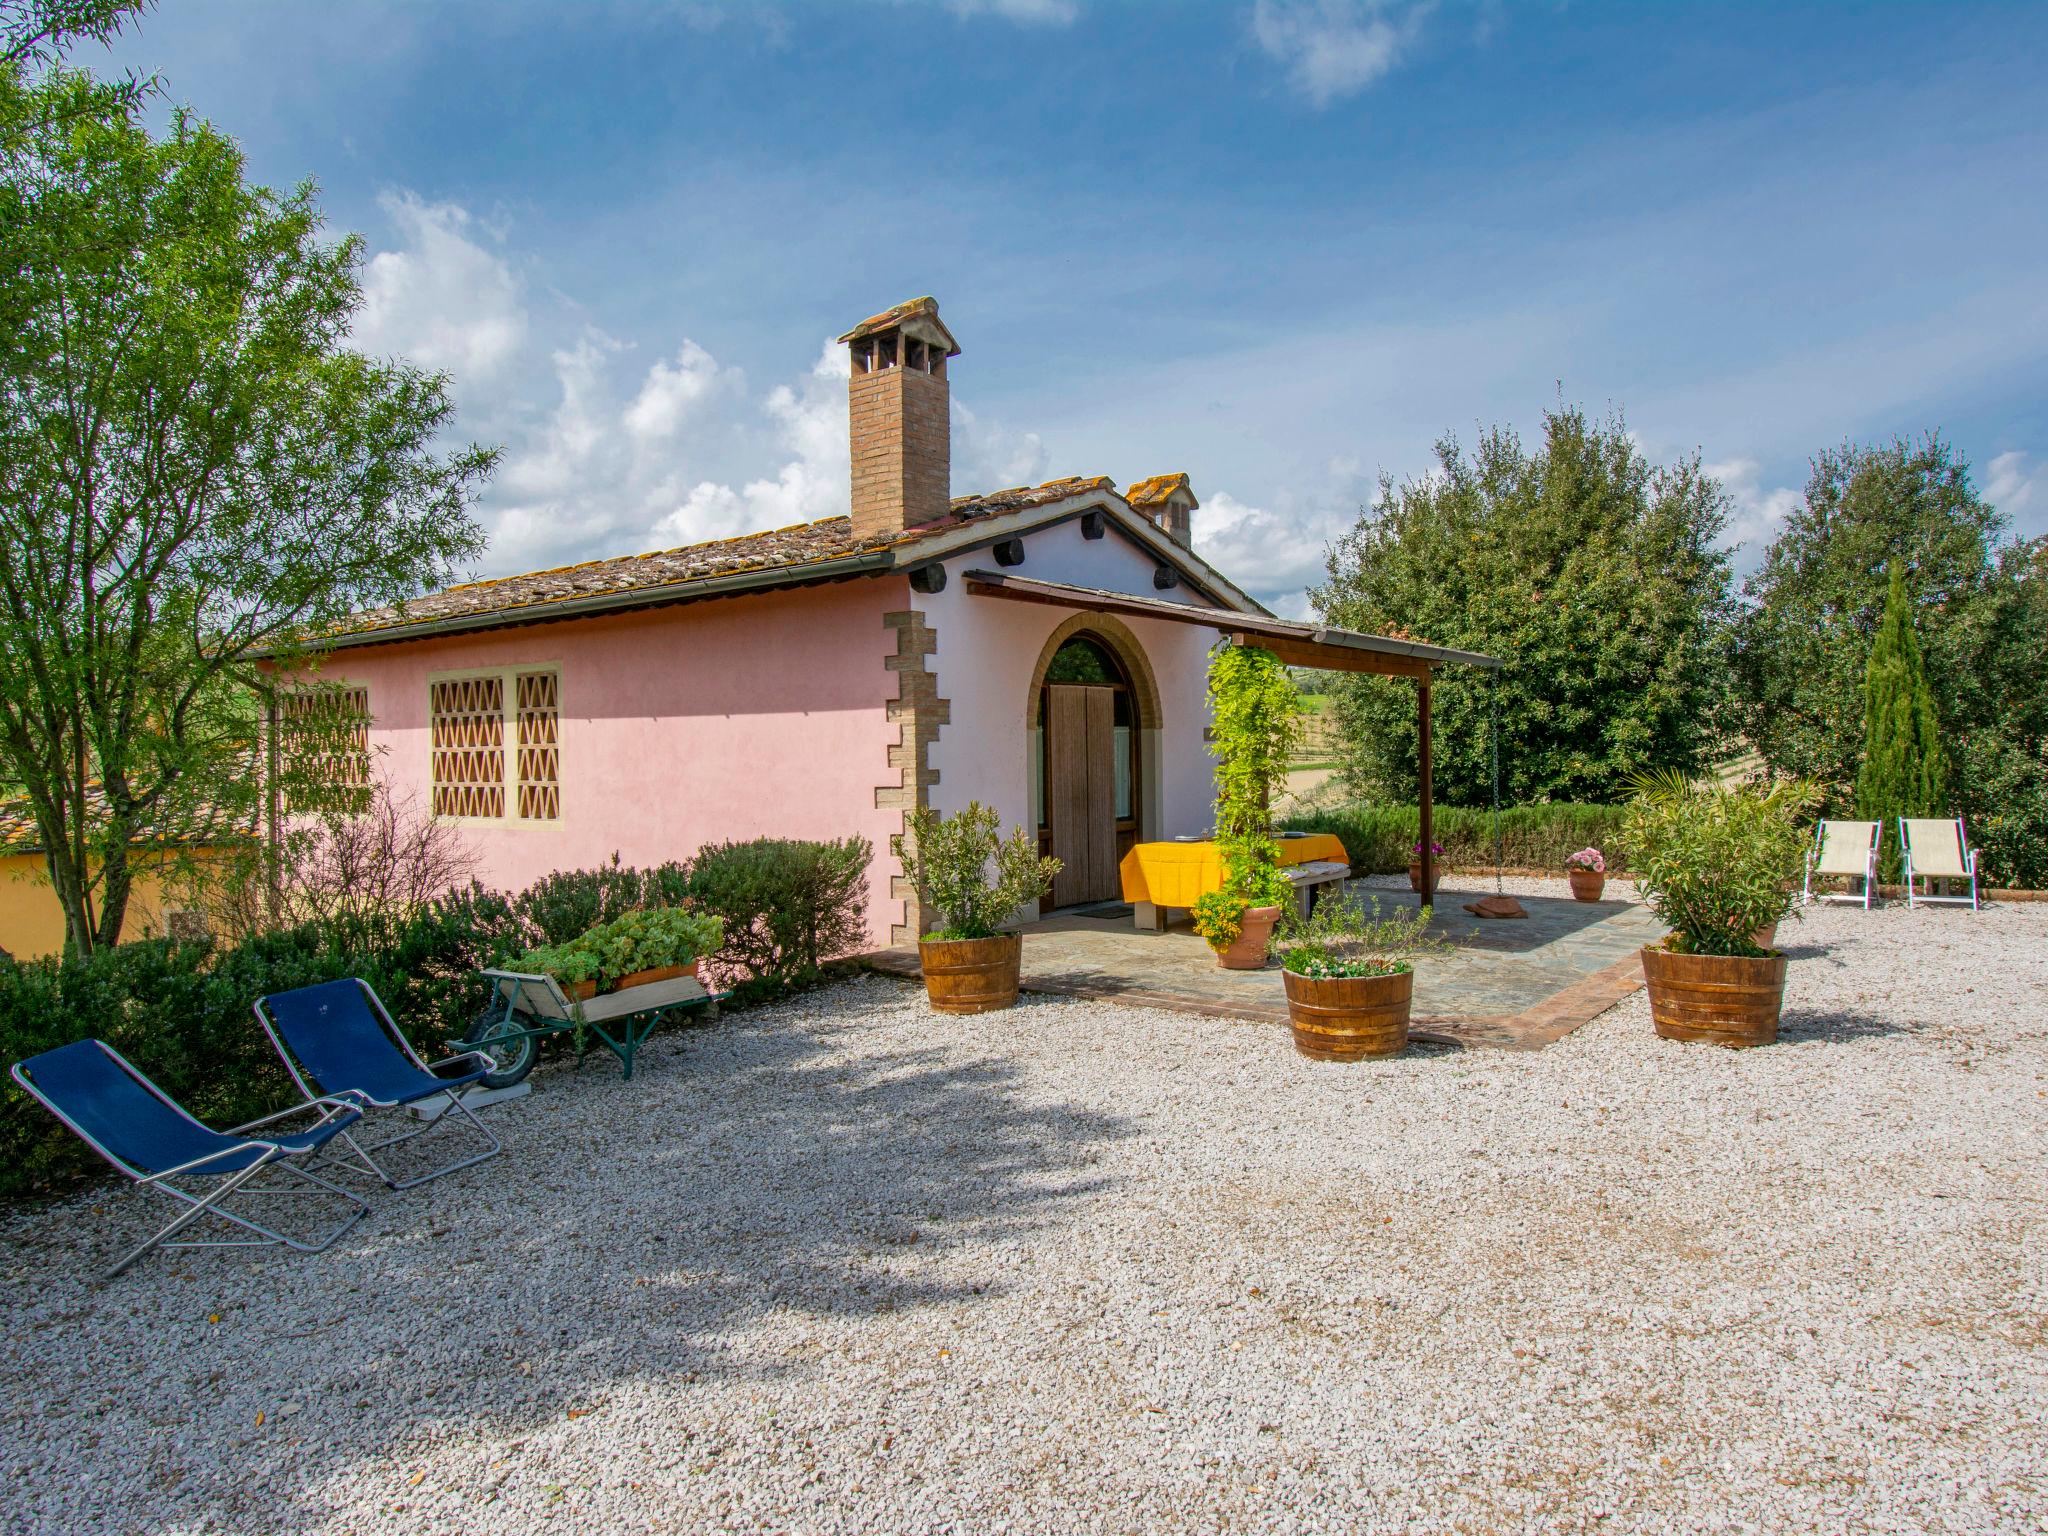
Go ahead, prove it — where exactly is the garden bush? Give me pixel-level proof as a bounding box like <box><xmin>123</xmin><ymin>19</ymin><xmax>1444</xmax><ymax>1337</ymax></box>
<box><xmin>688</xmin><ymin>836</ymin><xmax>871</xmax><ymax>995</ymax></box>
<box><xmin>0</xmin><ymin>841</ymin><xmax>871</xmax><ymax>1198</ymax></box>
<box><xmin>509</xmin><ymin>856</ymin><xmax>691</xmax><ymax>946</ymax></box>
<box><xmin>0</xmin><ymin>895</ymin><xmax>527</xmax><ymax>1198</ymax></box>
<box><xmin>1287</xmin><ymin>802</ymin><xmax>1632</xmax><ymax>875</ymax></box>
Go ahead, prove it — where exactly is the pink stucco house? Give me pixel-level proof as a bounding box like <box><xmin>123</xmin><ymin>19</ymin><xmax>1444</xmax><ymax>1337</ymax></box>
<box><xmin>302</xmin><ymin>298</ymin><xmax>1465</xmax><ymax>945</ymax></box>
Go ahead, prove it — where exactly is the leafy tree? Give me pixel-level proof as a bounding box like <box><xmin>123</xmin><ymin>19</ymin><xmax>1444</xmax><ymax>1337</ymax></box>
<box><xmin>1312</xmin><ymin>406</ymin><xmax>1733</xmax><ymax>807</ymax></box>
<box><xmin>1852</xmin><ymin>563</ymin><xmax>1949</xmax><ymax>878</ymax></box>
<box><xmin>1730</xmin><ymin>435</ymin><xmax>2002</xmax><ymax>793</ymax></box>
<box><xmin>0</xmin><ymin>38</ymin><xmax>495</xmax><ymax>955</ymax></box>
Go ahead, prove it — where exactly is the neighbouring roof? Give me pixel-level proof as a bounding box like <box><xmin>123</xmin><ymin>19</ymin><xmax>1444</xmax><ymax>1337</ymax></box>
<box><xmin>835</xmin><ymin>296</ymin><xmax>961</xmax><ymax>356</ymax></box>
<box><xmin>1125</xmin><ymin>472</ymin><xmax>1198</xmax><ymax>509</ymax></box>
<box><xmin>0</xmin><ymin>784</ymin><xmax>254</xmax><ymax>855</ymax></box>
<box><xmin>323</xmin><ymin>475</ymin><xmax>1207</xmax><ymax>644</ymax></box>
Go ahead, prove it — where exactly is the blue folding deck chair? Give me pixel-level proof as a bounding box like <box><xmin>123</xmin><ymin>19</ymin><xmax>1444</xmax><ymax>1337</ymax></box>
<box><xmin>11</xmin><ymin>1039</ymin><xmax>370</xmax><ymax>1280</ymax></box>
<box><xmin>254</xmin><ymin>978</ymin><xmax>502</xmax><ymax>1191</ymax></box>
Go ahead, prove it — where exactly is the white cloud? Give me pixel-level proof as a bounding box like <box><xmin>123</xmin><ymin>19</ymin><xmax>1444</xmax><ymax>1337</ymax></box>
<box><xmin>953</xmin><ymin>399</ymin><xmax>1051</xmax><ymax>492</ymax></box>
<box><xmin>1984</xmin><ymin>449</ymin><xmax>2045</xmax><ymax>525</ymax></box>
<box><xmin>1250</xmin><ymin>0</ymin><xmax>1426</xmax><ymax>107</ymax></box>
<box><xmin>623</xmin><ymin>340</ymin><xmax>729</xmax><ymax>442</ymax></box>
<box><xmin>352</xmin><ymin>192</ymin><xmax>527</xmax><ymax>385</ymax></box>
<box><xmin>1192</xmin><ymin>487</ymin><xmax>1359</xmax><ymax>619</ymax></box>
<box><xmin>1706</xmin><ymin>456</ymin><xmax>1803</xmax><ymax>567</ymax></box>
<box><xmin>945</xmin><ymin>0</ymin><xmax>1078</xmax><ymax>23</ymax></box>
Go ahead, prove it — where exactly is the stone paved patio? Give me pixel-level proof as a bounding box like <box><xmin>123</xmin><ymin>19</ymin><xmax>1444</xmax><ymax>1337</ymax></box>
<box><xmin>867</xmin><ymin>875</ymin><xmax>1670</xmax><ymax>1050</ymax></box>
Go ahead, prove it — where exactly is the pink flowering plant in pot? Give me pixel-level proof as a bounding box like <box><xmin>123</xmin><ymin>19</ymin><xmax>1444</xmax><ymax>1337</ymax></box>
<box><xmin>1565</xmin><ymin>846</ymin><xmax>1607</xmax><ymax>900</ymax></box>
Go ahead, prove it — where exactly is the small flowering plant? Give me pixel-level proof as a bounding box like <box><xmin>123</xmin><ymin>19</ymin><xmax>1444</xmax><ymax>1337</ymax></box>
<box><xmin>1412</xmin><ymin>841</ymin><xmax>1444</xmax><ymax>857</ymax></box>
<box><xmin>1565</xmin><ymin>847</ymin><xmax>1606</xmax><ymax>874</ymax></box>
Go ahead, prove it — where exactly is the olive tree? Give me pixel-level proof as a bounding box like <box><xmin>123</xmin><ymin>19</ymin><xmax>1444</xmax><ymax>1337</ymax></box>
<box><xmin>0</xmin><ymin>39</ymin><xmax>495</xmax><ymax>954</ymax></box>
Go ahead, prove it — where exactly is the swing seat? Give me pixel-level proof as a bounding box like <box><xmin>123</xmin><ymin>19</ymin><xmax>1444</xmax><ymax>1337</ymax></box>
<box><xmin>1465</xmin><ymin>894</ymin><xmax>1528</xmax><ymax>919</ymax></box>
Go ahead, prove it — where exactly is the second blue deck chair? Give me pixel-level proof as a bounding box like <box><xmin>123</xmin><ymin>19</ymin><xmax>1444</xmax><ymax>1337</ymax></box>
<box><xmin>11</xmin><ymin>1038</ymin><xmax>369</xmax><ymax>1280</ymax></box>
<box><xmin>254</xmin><ymin>978</ymin><xmax>502</xmax><ymax>1191</ymax></box>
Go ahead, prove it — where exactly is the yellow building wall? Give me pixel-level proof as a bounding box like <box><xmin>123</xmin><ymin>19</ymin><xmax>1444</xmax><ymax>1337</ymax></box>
<box><xmin>0</xmin><ymin>850</ymin><xmax>227</xmax><ymax>960</ymax></box>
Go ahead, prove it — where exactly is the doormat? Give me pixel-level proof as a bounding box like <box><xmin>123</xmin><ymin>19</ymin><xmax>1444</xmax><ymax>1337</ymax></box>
<box><xmin>1065</xmin><ymin>901</ymin><xmax>1135</xmax><ymax>921</ymax></box>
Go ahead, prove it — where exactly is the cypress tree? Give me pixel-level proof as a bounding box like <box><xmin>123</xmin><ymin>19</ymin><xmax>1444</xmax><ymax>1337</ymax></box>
<box><xmin>1854</xmin><ymin>562</ymin><xmax>1951</xmax><ymax>879</ymax></box>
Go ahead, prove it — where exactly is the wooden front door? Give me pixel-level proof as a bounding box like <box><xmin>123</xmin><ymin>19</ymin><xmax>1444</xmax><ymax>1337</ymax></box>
<box><xmin>1046</xmin><ymin>683</ymin><xmax>1119</xmax><ymax>906</ymax></box>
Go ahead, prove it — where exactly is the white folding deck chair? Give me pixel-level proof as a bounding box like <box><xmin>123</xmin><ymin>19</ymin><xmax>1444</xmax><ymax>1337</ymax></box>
<box><xmin>1900</xmin><ymin>817</ymin><xmax>1980</xmax><ymax>910</ymax></box>
<box><xmin>1804</xmin><ymin>819</ymin><xmax>1881</xmax><ymax>908</ymax></box>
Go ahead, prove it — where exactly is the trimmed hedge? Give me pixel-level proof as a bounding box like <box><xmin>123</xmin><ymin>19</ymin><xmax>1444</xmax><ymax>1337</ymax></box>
<box><xmin>1286</xmin><ymin>803</ymin><xmax>1632</xmax><ymax>875</ymax></box>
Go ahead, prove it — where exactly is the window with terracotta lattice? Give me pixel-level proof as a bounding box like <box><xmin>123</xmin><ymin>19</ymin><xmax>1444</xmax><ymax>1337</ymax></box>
<box><xmin>279</xmin><ymin>686</ymin><xmax>370</xmax><ymax>812</ymax></box>
<box><xmin>430</xmin><ymin>676</ymin><xmax>506</xmax><ymax>819</ymax></box>
<box><xmin>515</xmin><ymin>670</ymin><xmax>560</xmax><ymax>820</ymax></box>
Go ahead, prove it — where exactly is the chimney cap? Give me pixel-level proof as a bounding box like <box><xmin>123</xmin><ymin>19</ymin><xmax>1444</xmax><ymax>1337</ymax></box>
<box><xmin>1124</xmin><ymin>472</ymin><xmax>1199</xmax><ymax>510</ymax></box>
<box><xmin>837</xmin><ymin>296</ymin><xmax>961</xmax><ymax>357</ymax></box>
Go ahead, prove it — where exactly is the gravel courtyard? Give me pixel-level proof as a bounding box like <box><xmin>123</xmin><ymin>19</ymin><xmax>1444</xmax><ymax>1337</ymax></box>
<box><xmin>4</xmin><ymin>883</ymin><xmax>2045</xmax><ymax>1535</ymax></box>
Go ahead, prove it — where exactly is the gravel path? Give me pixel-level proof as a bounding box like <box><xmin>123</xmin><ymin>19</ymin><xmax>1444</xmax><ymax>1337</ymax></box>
<box><xmin>4</xmin><ymin>883</ymin><xmax>2045</xmax><ymax>1534</ymax></box>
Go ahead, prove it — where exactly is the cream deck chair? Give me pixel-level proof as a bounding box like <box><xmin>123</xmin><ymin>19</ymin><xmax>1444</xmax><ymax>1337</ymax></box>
<box><xmin>1900</xmin><ymin>818</ymin><xmax>1980</xmax><ymax>910</ymax></box>
<box><xmin>1804</xmin><ymin>820</ymin><xmax>1881</xmax><ymax>908</ymax></box>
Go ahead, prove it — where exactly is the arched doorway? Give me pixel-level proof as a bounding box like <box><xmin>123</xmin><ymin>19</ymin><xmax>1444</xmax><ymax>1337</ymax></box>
<box><xmin>1036</xmin><ymin>632</ymin><xmax>1142</xmax><ymax>908</ymax></box>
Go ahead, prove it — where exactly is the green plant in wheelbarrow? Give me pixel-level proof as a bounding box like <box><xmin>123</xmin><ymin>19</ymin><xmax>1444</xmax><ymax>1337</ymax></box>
<box><xmin>517</xmin><ymin>906</ymin><xmax>726</xmax><ymax>998</ymax></box>
<box><xmin>893</xmin><ymin>801</ymin><xmax>1060</xmax><ymax>1015</ymax></box>
<box><xmin>1272</xmin><ymin>891</ymin><xmax>1450</xmax><ymax>1060</ymax></box>
<box><xmin>1623</xmin><ymin>769</ymin><xmax>1818</xmax><ymax>1049</ymax></box>
<box><xmin>470</xmin><ymin>906</ymin><xmax>726</xmax><ymax>1086</ymax></box>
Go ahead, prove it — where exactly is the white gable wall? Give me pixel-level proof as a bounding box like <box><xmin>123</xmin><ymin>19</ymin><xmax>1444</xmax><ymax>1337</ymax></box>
<box><xmin>920</xmin><ymin>515</ymin><xmax>1219</xmax><ymax>881</ymax></box>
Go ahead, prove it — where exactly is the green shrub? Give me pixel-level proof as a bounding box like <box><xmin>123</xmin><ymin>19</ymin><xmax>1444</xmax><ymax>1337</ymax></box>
<box><xmin>509</xmin><ymin>855</ymin><xmax>690</xmax><ymax>946</ymax></box>
<box><xmin>1623</xmin><ymin>772</ymin><xmax>1817</xmax><ymax>957</ymax></box>
<box><xmin>893</xmin><ymin>803</ymin><xmax>1058</xmax><ymax>941</ymax></box>
<box><xmin>1287</xmin><ymin>802</ymin><xmax>1632</xmax><ymax>875</ymax></box>
<box><xmin>686</xmin><ymin>837</ymin><xmax>871</xmax><ymax>995</ymax></box>
<box><xmin>0</xmin><ymin>895</ymin><xmax>526</xmax><ymax>1198</ymax></box>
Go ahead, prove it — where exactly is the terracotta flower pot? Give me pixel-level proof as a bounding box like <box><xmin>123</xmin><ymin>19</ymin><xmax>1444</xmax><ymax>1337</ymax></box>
<box><xmin>1283</xmin><ymin>967</ymin><xmax>1412</xmax><ymax>1060</ymax></box>
<box><xmin>564</xmin><ymin>959</ymin><xmax>701</xmax><ymax>1001</ymax></box>
<box><xmin>1406</xmin><ymin>862</ymin><xmax>1440</xmax><ymax>896</ymax></box>
<box><xmin>618</xmin><ymin>961</ymin><xmax>700</xmax><ymax>990</ymax></box>
<box><xmin>1752</xmin><ymin>923</ymin><xmax>1778</xmax><ymax>951</ymax></box>
<box><xmin>1567</xmin><ymin>867</ymin><xmax>1606</xmax><ymax>902</ymax></box>
<box><xmin>1216</xmin><ymin>904</ymin><xmax>1284</xmax><ymax>970</ymax></box>
<box><xmin>1640</xmin><ymin>944</ymin><xmax>1788</xmax><ymax>1049</ymax></box>
<box><xmin>918</xmin><ymin>933</ymin><xmax>1023</xmax><ymax>1014</ymax></box>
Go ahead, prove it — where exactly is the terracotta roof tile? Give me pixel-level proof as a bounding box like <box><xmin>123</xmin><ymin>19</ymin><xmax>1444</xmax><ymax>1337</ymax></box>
<box><xmin>327</xmin><ymin>476</ymin><xmax>1126</xmax><ymax>640</ymax></box>
<box><xmin>835</xmin><ymin>296</ymin><xmax>960</xmax><ymax>355</ymax></box>
<box><xmin>1125</xmin><ymin>472</ymin><xmax>1197</xmax><ymax>508</ymax></box>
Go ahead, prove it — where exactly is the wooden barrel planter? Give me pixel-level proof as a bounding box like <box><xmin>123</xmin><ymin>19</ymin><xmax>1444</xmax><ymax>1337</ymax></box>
<box><xmin>1283</xmin><ymin>967</ymin><xmax>1413</xmax><ymax>1061</ymax></box>
<box><xmin>1640</xmin><ymin>945</ymin><xmax>1787</xmax><ymax>1049</ymax></box>
<box><xmin>919</xmin><ymin>933</ymin><xmax>1023</xmax><ymax>1014</ymax></box>
<box><xmin>1216</xmin><ymin>905</ymin><xmax>1284</xmax><ymax>971</ymax></box>
<box><xmin>1568</xmin><ymin>869</ymin><xmax>1606</xmax><ymax>902</ymax></box>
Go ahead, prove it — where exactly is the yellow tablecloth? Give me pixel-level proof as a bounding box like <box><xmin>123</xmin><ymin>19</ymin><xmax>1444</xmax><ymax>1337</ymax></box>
<box><xmin>1118</xmin><ymin>834</ymin><xmax>1349</xmax><ymax>908</ymax></box>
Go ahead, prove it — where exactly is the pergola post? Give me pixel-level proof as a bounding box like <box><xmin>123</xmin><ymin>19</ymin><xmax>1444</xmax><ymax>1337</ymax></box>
<box><xmin>1417</xmin><ymin>672</ymin><xmax>1433</xmax><ymax>910</ymax></box>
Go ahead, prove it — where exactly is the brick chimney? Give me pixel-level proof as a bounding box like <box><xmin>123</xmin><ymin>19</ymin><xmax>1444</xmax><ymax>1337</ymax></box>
<box><xmin>1124</xmin><ymin>473</ymin><xmax>1198</xmax><ymax>548</ymax></box>
<box><xmin>838</xmin><ymin>297</ymin><xmax>961</xmax><ymax>541</ymax></box>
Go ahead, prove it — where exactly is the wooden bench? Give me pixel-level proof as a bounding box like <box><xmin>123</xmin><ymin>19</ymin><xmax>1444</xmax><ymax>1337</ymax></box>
<box><xmin>1134</xmin><ymin>860</ymin><xmax>1352</xmax><ymax>932</ymax></box>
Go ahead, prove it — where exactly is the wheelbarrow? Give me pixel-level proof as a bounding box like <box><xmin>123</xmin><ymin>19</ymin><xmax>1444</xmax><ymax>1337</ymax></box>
<box><xmin>459</xmin><ymin>968</ymin><xmax>725</xmax><ymax>1086</ymax></box>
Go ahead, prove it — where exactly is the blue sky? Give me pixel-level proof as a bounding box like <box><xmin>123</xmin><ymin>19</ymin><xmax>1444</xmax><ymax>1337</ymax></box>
<box><xmin>99</xmin><ymin>0</ymin><xmax>2048</xmax><ymax>615</ymax></box>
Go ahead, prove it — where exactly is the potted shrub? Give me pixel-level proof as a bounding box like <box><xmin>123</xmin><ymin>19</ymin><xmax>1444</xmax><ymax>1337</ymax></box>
<box><xmin>1624</xmin><ymin>771</ymin><xmax>1815</xmax><ymax>1048</ymax></box>
<box><xmin>1273</xmin><ymin>892</ymin><xmax>1448</xmax><ymax>1060</ymax></box>
<box><xmin>1190</xmin><ymin>643</ymin><xmax>1303</xmax><ymax>970</ymax></box>
<box><xmin>894</xmin><ymin>802</ymin><xmax>1061</xmax><ymax>1014</ymax></box>
<box><xmin>516</xmin><ymin>905</ymin><xmax>726</xmax><ymax>999</ymax></box>
<box><xmin>1407</xmin><ymin>840</ymin><xmax>1443</xmax><ymax>895</ymax></box>
<box><xmin>1564</xmin><ymin>846</ymin><xmax>1607</xmax><ymax>901</ymax></box>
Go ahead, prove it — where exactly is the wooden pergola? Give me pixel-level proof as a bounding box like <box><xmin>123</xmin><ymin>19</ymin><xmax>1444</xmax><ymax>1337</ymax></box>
<box><xmin>964</xmin><ymin>571</ymin><xmax>1504</xmax><ymax>903</ymax></box>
